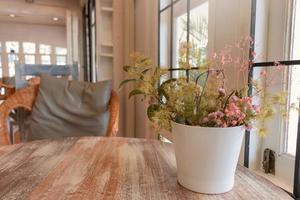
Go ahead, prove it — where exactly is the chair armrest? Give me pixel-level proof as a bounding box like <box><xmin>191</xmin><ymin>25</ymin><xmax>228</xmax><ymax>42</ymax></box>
<box><xmin>0</xmin><ymin>82</ymin><xmax>14</xmax><ymax>89</ymax></box>
<box><xmin>0</xmin><ymin>84</ymin><xmax>39</xmax><ymax>145</ymax></box>
<box><xmin>0</xmin><ymin>82</ymin><xmax>15</xmax><ymax>100</ymax></box>
<box><xmin>106</xmin><ymin>90</ymin><xmax>119</xmax><ymax>137</ymax></box>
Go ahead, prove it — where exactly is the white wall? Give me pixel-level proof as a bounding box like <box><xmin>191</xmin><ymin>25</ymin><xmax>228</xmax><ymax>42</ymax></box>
<box><xmin>0</xmin><ymin>22</ymin><xmax>66</xmax><ymax>47</ymax></box>
<box><xmin>134</xmin><ymin>0</ymin><xmax>158</xmax><ymax>139</ymax></box>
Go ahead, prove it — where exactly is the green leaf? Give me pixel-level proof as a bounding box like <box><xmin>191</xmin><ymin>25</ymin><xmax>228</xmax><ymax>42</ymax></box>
<box><xmin>147</xmin><ymin>104</ymin><xmax>160</xmax><ymax>121</ymax></box>
<box><xmin>129</xmin><ymin>89</ymin><xmax>144</xmax><ymax>99</ymax></box>
<box><xmin>195</xmin><ymin>71</ymin><xmax>208</xmax><ymax>85</ymax></box>
<box><xmin>119</xmin><ymin>79</ymin><xmax>136</xmax><ymax>88</ymax></box>
<box><xmin>158</xmin><ymin>78</ymin><xmax>177</xmax><ymax>100</ymax></box>
<box><xmin>123</xmin><ymin>65</ymin><xmax>131</xmax><ymax>72</ymax></box>
<box><xmin>160</xmin><ymin>78</ymin><xmax>177</xmax><ymax>87</ymax></box>
<box><xmin>158</xmin><ymin>87</ymin><xmax>169</xmax><ymax>101</ymax></box>
<box><xmin>141</xmin><ymin>68</ymin><xmax>152</xmax><ymax>74</ymax></box>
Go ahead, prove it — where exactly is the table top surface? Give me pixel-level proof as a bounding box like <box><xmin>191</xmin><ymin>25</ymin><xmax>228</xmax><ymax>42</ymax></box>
<box><xmin>0</xmin><ymin>137</ymin><xmax>292</xmax><ymax>200</ymax></box>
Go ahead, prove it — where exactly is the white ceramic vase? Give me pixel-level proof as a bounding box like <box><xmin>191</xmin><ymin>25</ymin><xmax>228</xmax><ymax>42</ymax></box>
<box><xmin>171</xmin><ymin>121</ymin><xmax>245</xmax><ymax>194</ymax></box>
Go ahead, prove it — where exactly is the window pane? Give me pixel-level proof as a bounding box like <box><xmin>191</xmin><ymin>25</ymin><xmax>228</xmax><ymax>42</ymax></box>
<box><xmin>56</xmin><ymin>55</ymin><xmax>66</xmax><ymax>65</ymax></box>
<box><xmin>55</xmin><ymin>47</ymin><xmax>67</xmax><ymax>55</ymax></box>
<box><xmin>189</xmin><ymin>0</ymin><xmax>209</xmax><ymax>63</ymax></box>
<box><xmin>41</xmin><ymin>55</ymin><xmax>51</xmax><ymax>65</ymax></box>
<box><xmin>6</xmin><ymin>41</ymin><xmax>19</xmax><ymax>53</ymax></box>
<box><xmin>188</xmin><ymin>0</ymin><xmax>209</xmax><ymax>81</ymax></box>
<box><xmin>160</xmin><ymin>8</ymin><xmax>171</xmax><ymax>67</ymax></box>
<box><xmin>173</xmin><ymin>0</ymin><xmax>188</xmax><ymax>78</ymax></box>
<box><xmin>23</xmin><ymin>42</ymin><xmax>36</xmax><ymax>54</ymax></box>
<box><xmin>287</xmin><ymin>66</ymin><xmax>300</xmax><ymax>155</ymax></box>
<box><xmin>8</xmin><ymin>54</ymin><xmax>18</xmax><ymax>67</ymax></box>
<box><xmin>0</xmin><ymin>56</ymin><xmax>2</xmax><ymax>78</ymax></box>
<box><xmin>160</xmin><ymin>0</ymin><xmax>171</xmax><ymax>10</ymax></box>
<box><xmin>8</xmin><ymin>54</ymin><xmax>18</xmax><ymax>77</ymax></box>
<box><xmin>25</xmin><ymin>55</ymin><xmax>35</xmax><ymax>64</ymax></box>
<box><xmin>39</xmin><ymin>44</ymin><xmax>51</xmax><ymax>54</ymax></box>
<box><xmin>9</xmin><ymin>67</ymin><xmax>15</xmax><ymax>77</ymax></box>
<box><xmin>286</xmin><ymin>0</ymin><xmax>300</xmax><ymax>155</ymax></box>
<box><xmin>293</xmin><ymin>0</ymin><xmax>300</xmax><ymax>60</ymax></box>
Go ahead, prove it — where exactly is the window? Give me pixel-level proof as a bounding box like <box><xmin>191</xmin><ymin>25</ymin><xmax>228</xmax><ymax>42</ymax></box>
<box><xmin>83</xmin><ymin>0</ymin><xmax>96</xmax><ymax>81</ymax></box>
<box><xmin>0</xmin><ymin>42</ymin><xmax>2</xmax><ymax>78</ymax></box>
<box><xmin>6</xmin><ymin>41</ymin><xmax>19</xmax><ymax>77</ymax></box>
<box><xmin>286</xmin><ymin>0</ymin><xmax>300</xmax><ymax>156</ymax></box>
<box><xmin>40</xmin><ymin>44</ymin><xmax>52</xmax><ymax>65</ymax></box>
<box><xmin>159</xmin><ymin>0</ymin><xmax>209</xmax><ymax>81</ymax></box>
<box><xmin>55</xmin><ymin>47</ymin><xmax>67</xmax><ymax>65</ymax></box>
<box><xmin>23</xmin><ymin>42</ymin><xmax>36</xmax><ymax>64</ymax></box>
<box><xmin>0</xmin><ymin>42</ymin><xmax>67</xmax><ymax>77</ymax></box>
<box><xmin>41</xmin><ymin>55</ymin><xmax>51</xmax><ymax>65</ymax></box>
<box><xmin>6</xmin><ymin>41</ymin><xmax>19</xmax><ymax>53</ymax></box>
<box><xmin>39</xmin><ymin>44</ymin><xmax>51</xmax><ymax>55</ymax></box>
<box><xmin>40</xmin><ymin>46</ymin><xmax>52</xmax><ymax>65</ymax></box>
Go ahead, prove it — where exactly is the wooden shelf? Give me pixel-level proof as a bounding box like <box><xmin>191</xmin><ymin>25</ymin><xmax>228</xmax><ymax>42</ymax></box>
<box><xmin>100</xmin><ymin>53</ymin><xmax>113</xmax><ymax>58</ymax></box>
<box><xmin>101</xmin><ymin>42</ymin><xmax>113</xmax><ymax>47</ymax></box>
<box><xmin>101</xmin><ymin>7</ymin><xmax>113</xmax><ymax>12</ymax></box>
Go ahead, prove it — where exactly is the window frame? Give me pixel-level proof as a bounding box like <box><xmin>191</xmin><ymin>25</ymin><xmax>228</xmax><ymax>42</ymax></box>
<box><xmin>247</xmin><ymin>0</ymin><xmax>300</xmax><ymax>198</ymax></box>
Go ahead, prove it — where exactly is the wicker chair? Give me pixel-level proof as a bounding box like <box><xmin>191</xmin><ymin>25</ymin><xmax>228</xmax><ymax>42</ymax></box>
<box><xmin>0</xmin><ymin>79</ymin><xmax>119</xmax><ymax>145</ymax></box>
<box><xmin>0</xmin><ymin>80</ymin><xmax>15</xmax><ymax>101</ymax></box>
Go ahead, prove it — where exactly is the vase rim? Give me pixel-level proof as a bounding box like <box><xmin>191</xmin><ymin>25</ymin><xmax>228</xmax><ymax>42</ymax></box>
<box><xmin>171</xmin><ymin>121</ymin><xmax>245</xmax><ymax>130</ymax></box>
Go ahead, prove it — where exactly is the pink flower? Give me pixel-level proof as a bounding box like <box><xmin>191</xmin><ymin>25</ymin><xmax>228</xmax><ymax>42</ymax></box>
<box><xmin>212</xmin><ymin>52</ymin><xmax>217</xmax><ymax>59</ymax></box>
<box><xmin>218</xmin><ymin>88</ymin><xmax>226</xmax><ymax>95</ymax></box>
<box><xmin>216</xmin><ymin>119</ymin><xmax>223</xmax><ymax>126</ymax></box>
<box><xmin>216</xmin><ymin>111</ymin><xmax>225</xmax><ymax>118</ymax></box>
<box><xmin>222</xmin><ymin>123</ymin><xmax>228</xmax><ymax>128</ymax></box>
<box><xmin>240</xmin><ymin>97</ymin><xmax>253</xmax><ymax>105</ymax></box>
<box><xmin>208</xmin><ymin>112</ymin><xmax>218</xmax><ymax>119</ymax></box>
<box><xmin>260</xmin><ymin>70</ymin><xmax>267</xmax><ymax>77</ymax></box>
<box><xmin>202</xmin><ymin>117</ymin><xmax>209</xmax><ymax>123</ymax></box>
<box><xmin>231</xmin><ymin>95</ymin><xmax>239</xmax><ymax>102</ymax></box>
<box><xmin>252</xmin><ymin>105</ymin><xmax>261</xmax><ymax>113</ymax></box>
<box><xmin>231</xmin><ymin>120</ymin><xmax>238</xmax><ymax>126</ymax></box>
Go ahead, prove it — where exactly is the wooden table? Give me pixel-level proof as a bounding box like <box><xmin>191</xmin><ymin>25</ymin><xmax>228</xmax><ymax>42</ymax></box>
<box><xmin>0</xmin><ymin>137</ymin><xmax>292</xmax><ymax>200</ymax></box>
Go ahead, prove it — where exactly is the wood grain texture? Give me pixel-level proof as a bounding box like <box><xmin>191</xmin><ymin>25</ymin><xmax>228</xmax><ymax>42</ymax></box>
<box><xmin>0</xmin><ymin>137</ymin><xmax>292</xmax><ymax>200</ymax></box>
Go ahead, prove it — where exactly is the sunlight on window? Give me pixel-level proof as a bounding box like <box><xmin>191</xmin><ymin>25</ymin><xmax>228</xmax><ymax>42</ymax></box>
<box><xmin>174</xmin><ymin>0</ymin><xmax>209</xmax><ymax>79</ymax></box>
<box><xmin>286</xmin><ymin>0</ymin><xmax>300</xmax><ymax>155</ymax></box>
<box><xmin>55</xmin><ymin>47</ymin><xmax>67</xmax><ymax>55</ymax></box>
<box><xmin>174</xmin><ymin>0</ymin><xmax>187</xmax><ymax>73</ymax></box>
<box><xmin>24</xmin><ymin>55</ymin><xmax>35</xmax><ymax>64</ymax></box>
<box><xmin>8</xmin><ymin>52</ymin><xmax>18</xmax><ymax>77</ymax></box>
<box><xmin>41</xmin><ymin>55</ymin><xmax>51</xmax><ymax>65</ymax></box>
<box><xmin>0</xmin><ymin>55</ymin><xmax>2</xmax><ymax>78</ymax></box>
<box><xmin>55</xmin><ymin>47</ymin><xmax>67</xmax><ymax>65</ymax></box>
<box><xmin>39</xmin><ymin>44</ymin><xmax>51</xmax><ymax>55</ymax></box>
<box><xmin>6</xmin><ymin>41</ymin><xmax>19</xmax><ymax>53</ymax></box>
<box><xmin>160</xmin><ymin>0</ymin><xmax>171</xmax><ymax>9</ymax></box>
<box><xmin>293</xmin><ymin>0</ymin><xmax>300</xmax><ymax>60</ymax></box>
<box><xmin>0</xmin><ymin>43</ymin><xmax>2</xmax><ymax>78</ymax></box>
<box><xmin>190</xmin><ymin>0</ymin><xmax>209</xmax><ymax>56</ymax></box>
<box><xmin>56</xmin><ymin>55</ymin><xmax>67</xmax><ymax>66</ymax></box>
<box><xmin>23</xmin><ymin>42</ymin><xmax>36</xmax><ymax>54</ymax></box>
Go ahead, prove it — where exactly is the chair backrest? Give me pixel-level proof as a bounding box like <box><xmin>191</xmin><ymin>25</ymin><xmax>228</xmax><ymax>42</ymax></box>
<box><xmin>15</xmin><ymin>63</ymin><xmax>79</xmax><ymax>89</ymax></box>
